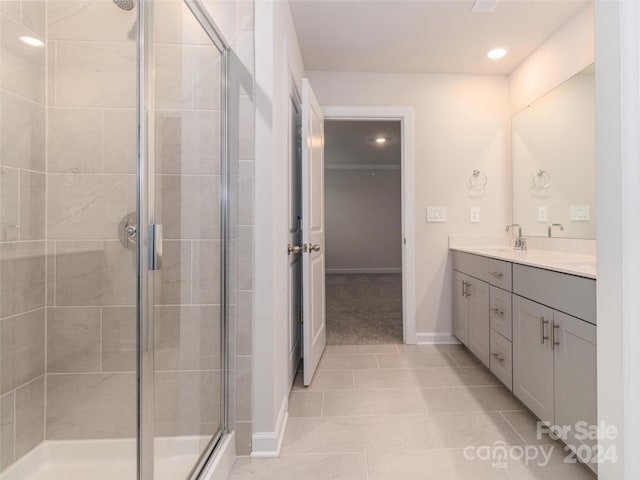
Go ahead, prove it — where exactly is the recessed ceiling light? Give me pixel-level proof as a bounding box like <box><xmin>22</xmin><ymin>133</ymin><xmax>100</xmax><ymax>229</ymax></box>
<box><xmin>375</xmin><ymin>137</ymin><xmax>387</xmax><ymax>144</ymax></box>
<box><xmin>487</xmin><ymin>48</ymin><xmax>508</xmax><ymax>60</ymax></box>
<box><xmin>20</xmin><ymin>36</ymin><xmax>44</xmax><ymax>47</ymax></box>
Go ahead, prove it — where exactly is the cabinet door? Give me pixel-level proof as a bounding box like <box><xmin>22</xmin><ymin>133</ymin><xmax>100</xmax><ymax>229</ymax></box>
<box><xmin>513</xmin><ymin>295</ymin><xmax>554</xmax><ymax>423</ymax></box>
<box><xmin>453</xmin><ymin>271</ymin><xmax>469</xmax><ymax>346</ymax></box>
<box><xmin>467</xmin><ymin>276</ymin><xmax>490</xmax><ymax>367</ymax></box>
<box><xmin>554</xmin><ymin>311</ymin><xmax>597</xmax><ymax>473</ymax></box>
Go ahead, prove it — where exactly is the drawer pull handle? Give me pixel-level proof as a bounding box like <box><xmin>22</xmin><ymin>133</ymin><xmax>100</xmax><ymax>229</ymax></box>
<box><xmin>551</xmin><ymin>321</ymin><xmax>560</xmax><ymax>350</ymax></box>
<box><xmin>490</xmin><ymin>271</ymin><xmax>503</xmax><ymax>278</ymax></box>
<box><xmin>491</xmin><ymin>307</ymin><xmax>504</xmax><ymax>317</ymax></box>
<box><xmin>540</xmin><ymin>316</ymin><xmax>550</xmax><ymax>344</ymax></box>
<box><xmin>491</xmin><ymin>352</ymin><xmax>505</xmax><ymax>363</ymax></box>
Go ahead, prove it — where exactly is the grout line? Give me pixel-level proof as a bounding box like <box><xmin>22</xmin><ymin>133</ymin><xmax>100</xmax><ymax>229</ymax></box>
<box><xmin>363</xmin><ymin>452</ymin><xmax>370</xmax><ymax>480</ymax></box>
<box><xmin>446</xmin><ymin>352</ymin><xmax>461</xmax><ymax>367</ymax></box>
<box><xmin>374</xmin><ymin>355</ymin><xmax>380</xmax><ymax>369</ymax></box>
<box><xmin>320</xmin><ymin>391</ymin><xmax>325</xmax><ymax>417</ymax></box>
<box><xmin>498</xmin><ymin>411</ymin><xmax>528</xmax><ymax>445</ymax></box>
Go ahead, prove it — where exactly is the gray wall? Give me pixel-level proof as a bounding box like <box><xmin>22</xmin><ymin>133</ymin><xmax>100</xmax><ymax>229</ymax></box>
<box><xmin>325</xmin><ymin>169</ymin><xmax>402</xmax><ymax>273</ymax></box>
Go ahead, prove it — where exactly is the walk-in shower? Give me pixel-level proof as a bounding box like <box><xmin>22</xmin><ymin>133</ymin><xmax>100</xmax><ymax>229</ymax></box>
<box><xmin>0</xmin><ymin>1</ymin><xmax>237</xmax><ymax>478</ymax></box>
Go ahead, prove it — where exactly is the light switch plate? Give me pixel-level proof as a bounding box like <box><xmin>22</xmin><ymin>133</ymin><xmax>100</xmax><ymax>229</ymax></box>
<box><xmin>427</xmin><ymin>206</ymin><xmax>447</xmax><ymax>223</ymax></box>
<box><xmin>538</xmin><ymin>206</ymin><xmax>548</xmax><ymax>222</ymax></box>
<box><xmin>570</xmin><ymin>205</ymin><xmax>590</xmax><ymax>221</ymax></box>
<box><xmin>470</xmin><ymin>206</ymin><xmax>480</xmax><ymax>223</ymax></box>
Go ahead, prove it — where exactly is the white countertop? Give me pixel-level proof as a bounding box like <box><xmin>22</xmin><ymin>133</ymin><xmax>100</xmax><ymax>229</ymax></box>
<box><xmin>449</xmin><ymin>244</ymin><xmax>596</xmax><ymax>279</ymax></box>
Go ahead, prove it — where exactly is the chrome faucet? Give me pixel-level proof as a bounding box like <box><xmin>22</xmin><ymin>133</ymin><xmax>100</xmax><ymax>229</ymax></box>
<box><xmin>506</xmin><ymin>224</ymin><xmax>527</xmax><ymax>250</ymax></box>
<box><xmin>547</xmin><ymin>223</ymin><xmax>564</xmax><ymax>237</ymax></box>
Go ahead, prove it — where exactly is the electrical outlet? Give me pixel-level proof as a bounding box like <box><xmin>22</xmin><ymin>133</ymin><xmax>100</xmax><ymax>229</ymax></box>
<box><xmin>470</xmin><ymin>206</ymin><xmax>481</xmax><ymax>223</ymax></box>
<box><xmin>426</xmin><ymin>206</ymin><xmax>447</xmax><ymax>223</ymax></box>
<box><xmin>538</xmin><ymin>206</ymin><xmax>548</xmax><ymax>222</ymax></box>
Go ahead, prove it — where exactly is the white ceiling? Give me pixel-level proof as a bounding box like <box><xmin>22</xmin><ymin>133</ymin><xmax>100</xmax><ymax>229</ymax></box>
<box><xmin>289</xmin><ymin>0</ymin><xmax>589</xmax><ymax>75</ymax></box>
<box><xmin>325</xmin><ymin>120</ymin><xmax>401</xmax><ymax>166</ymax></box>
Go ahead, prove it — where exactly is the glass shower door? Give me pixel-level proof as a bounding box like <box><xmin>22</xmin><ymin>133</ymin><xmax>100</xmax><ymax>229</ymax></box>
<box><xmin>141</xmin><ymin>1</ymin><xmax>227</xmax><ymax>478</ymax></box>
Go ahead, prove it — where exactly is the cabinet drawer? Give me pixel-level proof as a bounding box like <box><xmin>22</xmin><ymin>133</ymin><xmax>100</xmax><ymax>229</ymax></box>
<box><xmin>488</xmin><ymin>259</ymin><xmax>512</xmax><ymax>291</ymax></box>
<box><xmin>513</xmin><ymin>264</ymin><xmax>596</xmax><ymax>324</ymax></box>
<box><xmin>490</xmin><ymin>286</ymin><xmax>512</xmax><ymax>340</ymax></box>
<box><xmin>452</xmin><ymin>251</ymin><xmax>489</xmax><ymax>282</ymax></box>
<box><xmin>490</xmin><ymin>329</ymin><xmax>513</xmax><ymax>391</ymax></box>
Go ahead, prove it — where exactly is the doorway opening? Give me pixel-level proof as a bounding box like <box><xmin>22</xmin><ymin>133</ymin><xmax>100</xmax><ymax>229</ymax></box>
<box><xmin>324</xmin><ymin>120</ymin><xmax>403</xmax><ymax>345</ymax></box>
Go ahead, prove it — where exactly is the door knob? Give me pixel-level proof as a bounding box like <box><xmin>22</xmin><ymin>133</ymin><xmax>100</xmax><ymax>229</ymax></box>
<box><xmin>310</xmin><ymin>244</ymin><xmax>321</xmax><ymax>252</ymax></box>
<box><xmin>288</xmin><ymin>244</ymin><xmax>302</xmax><ymax>255</ymax></box>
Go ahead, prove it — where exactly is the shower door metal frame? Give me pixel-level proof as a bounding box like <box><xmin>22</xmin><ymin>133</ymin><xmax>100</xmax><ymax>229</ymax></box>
<box><xmin>137</xmin><ymin>1</ymin><xmax>231</xmax><ymax>479</ymax></box>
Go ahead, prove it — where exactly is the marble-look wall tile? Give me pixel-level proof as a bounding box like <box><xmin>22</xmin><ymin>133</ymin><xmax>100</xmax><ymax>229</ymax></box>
<box><xmin>237</xmin><ymin>226</ymin><xmax>253</xmax><ymax>291</ymax></box>
<box><xmin>46</xmin><ymin>373</ymin><xmax>136</xmax><ymax>440</ymax></box>
<box><xmin>54</xmin><ymin>241</ymin><xmax>136</xmax><ymax>306</ymax></box>
<box><xmin>236</xmin><ymin>0</ymin><xmax>254</xmax><ymax>32</ymax></box>
<box><xmin>238</xmin><ymin>161</ymin><xmax>253</xmax><ymax>225</ymax></box>
<box><xmin>21</xmin><ymin>0</ymin><xmax>46</xmax><ymax>38</ymax></box>
<box><xmin>47</xmin><ymin>174</ymin><xmax>136</xmax><ymax>239</ymax></box>
<box><xmin>47</xmin><ymin>307</ymin><xmax>101</xmax><ymax>373</ymax></box>
<box><xmin>0</xmin><ymin>16</ymin><xmax>46</xmax><ymax>104</ymax></box>
<box><xmin>0</xmin><ymin>391</ymin><xmax>14</xmax><ymax>471</ymax></box>
<box><xmin>0</xmin><ymin>1</ymin><xmax>20</xmax><ymax>21</ymax></box>
<box><xmin>47</xmin><ymin>0</ymin><xmax>136</xmax><ymax>42</ymax></box>
<box><xmin>0</xmin><ymin>242</ymin><xmax>46</xmax><ymax>318</ymax></box>
<box><xmin>154</xmin><ymin>370</ymin><xmax>220</xmax><ymax>437</ymax></box>
<box><xmin>19</xmin><ymin>171</ymin><xmax>45</xmax><ymax>240</ymax></box>
<box><xmin>54</xmin><ymin>42</ymin><xmax>136</xmax><ymax>108</ymax></box>
<box><xmin>156</xmin><ymin>175</ymin><xmax>220</xmax><ymax>239</ymax></box>
<box><xmin>193</xmin><ymin>46</ymin><xmax>222</xmax><ymax>110</ymax></box>
<box><xmin>53</xmin><ymin>242</ymin><xmax>101</xmax><ymax>306</ymax></box>
<box><xmin>235</xmin><ymin>356</ymin><xmax>251</xmax><ymax>422</ymax></box>
<box><xmin>238</xmin><ymin>94</ymin><xmax>254</xmax><ymax>161</ymax></box>
<box><xmin>235</xmin><ymin>421</ymin><xmax>252</xmax><ymax>456</ymax></box>
<box><xmin>155</xmin><ymin>240</ymin><xmax>191</xmax><ymax>305</ymax></box>
<box><xmin>0</xmin><ymin>167</ymin><xmax>19</xmax><ymax>241</ymax></box>
<box><xmin>154</xmin><ymin>45</ymin><xmax>193</xmax><ymax>109</ymax></box>
<box><xmin>102</xmin><ymin>306</ymin><xmax>136</xmax><ymax>372</ymax></box>
<box><xmin>48</xmin><ymin>108</ymin><xmax>102</xmax><ymax>173</ymax></box>
<box><xmin>0</xmin><ymin>92</ymin><xmax>46</xmax><ymax>172</ymax></box>
<box><xmin>0</xmin><ymin>309</ymin><xmax>45</xmax><ymax>394</ymax></box>
<box><xmin>154</xmin><ymin>0</ymin><xmax>211</xmax><ymax>46</ymax></box>
<box><xmin>155</xmin><ymin>110</ymin><xmax>221</xmax><ymax>175</ymax></box>
<box><xmin>236</xmin><ymin>291</ymin><xmax>252</xmax><ymax>356</ymax></box>
<box><xmin>103</xmin><ymin>109</ymin><xmax>137</xmax><ymax>174</ymax></box>
<box><xmin>201</xmin><ymin>0</ymin><xmax>237</xmax><ymax>45</ymax></box>
<box><xmin>14</xmin><ymin>376</ymin><xmax>44</xmax><ymax>460</ymax></box>
<box><xmin>192</xmin><ymin>240</ymin><xmax>221</xmax><ymax>305</ymax></box>
<box><xmin>155</xmin><ymin>305</ymin><xmax>220</xmax><ymax>371</ymax></box>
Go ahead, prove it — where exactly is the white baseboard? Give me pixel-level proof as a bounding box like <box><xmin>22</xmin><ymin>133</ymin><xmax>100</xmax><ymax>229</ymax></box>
<box><xmin>325</xmin><ymin>268</ymin><xmax>402</xmax><ymax>274</ymax></box>
<box><xmin>201</xmin><ymin>432</ymin><xmax>236</xmax><ymax>480</ymax></box>
<box><xmin>251</xmin><ymin>399</ymin><xmax>288</xmax><ymax>458</ymax></box>
<box><xmin>415</xmin><ymin>332</ymin><xmax>460</xmax><ymax>345</ymax></box>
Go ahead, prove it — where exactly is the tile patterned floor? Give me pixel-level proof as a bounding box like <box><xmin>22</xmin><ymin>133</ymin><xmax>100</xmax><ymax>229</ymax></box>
<box><xmin>227</xmin><ymin>344</ymin><xmax>595</xmax><ymax>480</ymax></box>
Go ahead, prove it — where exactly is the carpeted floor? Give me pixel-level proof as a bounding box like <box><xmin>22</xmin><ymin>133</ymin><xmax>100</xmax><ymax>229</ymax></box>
<box><xmin>325</xmin><ymin>273</ymin><xmax>403</xmax><ymax>345</ymax></box>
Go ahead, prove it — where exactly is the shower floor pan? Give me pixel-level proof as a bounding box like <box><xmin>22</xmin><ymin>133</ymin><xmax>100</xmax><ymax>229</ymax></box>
<box><xmin>1</xmin><ymin>436</ymin><xmax>211</xmax><ymax>480</ymax></box>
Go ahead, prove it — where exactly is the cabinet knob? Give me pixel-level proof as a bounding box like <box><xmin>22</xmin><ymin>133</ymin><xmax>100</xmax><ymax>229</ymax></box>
<box><xmin>491</xmin><ymin>307</ymin><xmax>504</xmax><ymax>317</ymax></box>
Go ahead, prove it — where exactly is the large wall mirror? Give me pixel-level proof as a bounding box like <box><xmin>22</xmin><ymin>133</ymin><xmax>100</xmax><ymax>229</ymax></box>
<box><xmin>512</xmin><ymin>64</ymin><xmax>595</xmax><ymax>239</ymax></box>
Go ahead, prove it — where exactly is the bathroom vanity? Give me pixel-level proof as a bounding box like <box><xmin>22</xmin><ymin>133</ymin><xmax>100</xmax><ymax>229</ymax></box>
<box><xmin>451</xmin><ymin>245</ymin><xmax>597</xmax><ymax>473</ymax></box>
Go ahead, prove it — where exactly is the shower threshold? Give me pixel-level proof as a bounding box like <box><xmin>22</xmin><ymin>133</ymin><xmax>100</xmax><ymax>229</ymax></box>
<box><xmin>1</xmin><ymin>436</ymin><xmax>212</xmax><ymax>480</ymax></box>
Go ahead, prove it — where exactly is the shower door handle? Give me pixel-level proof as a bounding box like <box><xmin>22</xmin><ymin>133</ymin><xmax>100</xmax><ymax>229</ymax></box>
<box><xmin>148</xmin><ymin>224</ymin><xmax>163</xmax><ymax>271</ymax></box>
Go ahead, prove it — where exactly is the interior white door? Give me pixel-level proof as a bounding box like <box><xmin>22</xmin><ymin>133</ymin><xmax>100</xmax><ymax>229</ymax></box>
<box><xmin>301</xmin><ymin>78</ymin><xmax>326</xmax><ymax>386</ymax></box>
<box><xmin>287</xmin><ymin>90</ymin><xmax>302</xmax><ymax>389</ymax></box>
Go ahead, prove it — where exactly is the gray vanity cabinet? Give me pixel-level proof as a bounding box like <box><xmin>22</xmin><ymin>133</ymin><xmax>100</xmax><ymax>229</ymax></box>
<box><xmin>513</xmin><ymin>295</ymin><xmax>555</xmax><ymax>424</ymax></box>
<box><xmin>452</xmin><ymin>271</ymin><xmax>490</xmax><ymax>366</ymax></box>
